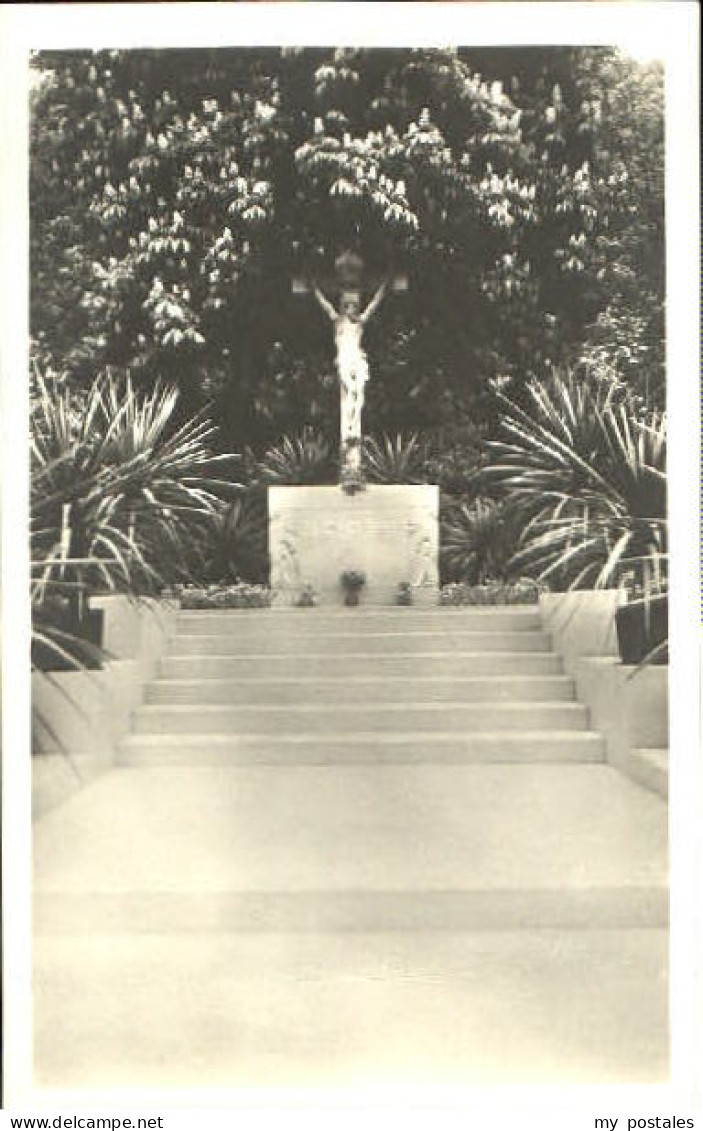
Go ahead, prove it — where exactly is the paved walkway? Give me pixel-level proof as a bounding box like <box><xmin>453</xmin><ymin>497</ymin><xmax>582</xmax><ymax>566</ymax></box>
<box><xmin>33</xmin><ymin>609</ymin><xmax>669</xmax><ymax>1089</ymax></box>
<box><xmin>35</xmin><ymin>925</ymin><xmax>667</xmax><ymax>1089</ymax></box>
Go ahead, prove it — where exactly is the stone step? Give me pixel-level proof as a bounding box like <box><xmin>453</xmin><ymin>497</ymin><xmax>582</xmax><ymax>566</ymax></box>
<box><xmin>34</xmin><ymin>764</ymin><xmax>668</xmax><ymax>933</ymax></box>
<box><xmin>176</xmin><ymin>608</ymin><xmax>543</xmax><ymax>634</ymax></box>
<box><xmin>131</xmin><ymin>700</ymin><xmax>590</xmax><ymax>735</ymax></box>
<box><xmin>118</xmin><ymin>730</ymin><xmax>606</xmax><ymax>766</ymax></box>
<box><xmin>628</xmin><ymin>748</ymin><xmax>669</xmax><ymax>799</ymax></box>
<box><xmin>144</xmin><ymin>674</ymin><xmax>576</xmax><ymax>706</ymax></box>
<box><xmin>161</xmin><ymin>651</ymin><xmax>564</xmax><ymax>679</ymax></box>
<box><xmin>170</xmin><ymin>630</ymin><xmax>553</xmax><ymax>656</ymax></box>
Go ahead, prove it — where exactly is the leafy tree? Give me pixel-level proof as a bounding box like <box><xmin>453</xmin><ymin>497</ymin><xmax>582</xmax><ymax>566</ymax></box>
<box><xmin>30</xmin><ymin>46</ymin><xmax>664</xmax><ymax>451</ymax></box>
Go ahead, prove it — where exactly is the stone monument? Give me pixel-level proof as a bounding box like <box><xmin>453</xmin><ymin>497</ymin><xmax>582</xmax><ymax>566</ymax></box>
<box><xmin>270</xmin><ymin>483</ymin><xmax>439</xmax><ymax>606</ymax></box>
<box><xmin>270</xmin><ymin>250</ymin><xmax>439</xmax><ymax>606</ymax></box>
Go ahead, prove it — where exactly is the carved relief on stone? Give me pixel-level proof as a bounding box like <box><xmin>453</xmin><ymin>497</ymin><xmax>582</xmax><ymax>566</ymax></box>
<box><xmin>271</xmin><ymin>530</ymin><xmax>302</xmax><ymax>591</ymax></box>
<box><xmin>406</xmin><ymin>521</ymin><xmax>437</xmax><ymax>588</ymax></box>
<box><xmin>269</xmin><ymin>485</ymin><xmax>439</xmax><ymax>605</ymax></box>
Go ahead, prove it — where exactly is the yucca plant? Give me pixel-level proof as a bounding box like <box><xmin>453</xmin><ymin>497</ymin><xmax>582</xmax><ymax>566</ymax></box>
<box><xmin>92</xmin><ymin>376</ymin><xmax>239</xmax><ymax>586</ymax></box>
<box><xmin>422</xmin><ymin>424</ymin><xmax>486</xmax><ymax>497</ymax></box>
<box><xmin>487</xmin><ymin>366</ymin><xmax>620</xmax><ymax>524</ymax></box>
<box><xmin>440</xmin><ymin>497</ymin><xmax>517</xmax><ymax>585</ymax></box>
<box><xmin>486</xmin><ymin>367</ymin><xmax>667</xmax><ymax>662</ymax></box>
<box><xmin>31</xmin><ymin>368</ymin><xmax>239</xmax><ymax>670</ymax></box>
<box><xmin>202</xmin><ymin>488</ymin><xmax>269</xmax><ymax>584</ymax></box>
<box><xmin>31</xmin><ymin>374</ymin><xmax>145</xmax><ymax>670</ymax></box>
<box><xmin>363</xmin><ymin>432</ymin><xmax>429</xmax><ymax>484</ymax></box>
<box><xmin>252</xmin><ymin>427</ymin><xmax>335</xmax><ymax>486</ymax></box>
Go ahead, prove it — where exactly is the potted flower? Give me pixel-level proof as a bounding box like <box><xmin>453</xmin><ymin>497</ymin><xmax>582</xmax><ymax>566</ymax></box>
<box><xmin>395</xmin><ymin>581</ymin><xmax>413</xmax><ymax>606</ymax></box>
<box><xmin>340</xmin><ymin>569</ymin><xmax>366</xmax><ymax>607</ymax></box>
<box><xmin>294</xmin><ymin>584</ymin><xmax>317</xmax><ymax>608</ymax></box>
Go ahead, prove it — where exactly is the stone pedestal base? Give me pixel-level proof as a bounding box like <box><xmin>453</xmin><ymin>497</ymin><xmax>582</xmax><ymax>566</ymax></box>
<box><xmin>269</xmin><ymin>484</ymin><xmax>439</xmax><ymax>606</ymax></box>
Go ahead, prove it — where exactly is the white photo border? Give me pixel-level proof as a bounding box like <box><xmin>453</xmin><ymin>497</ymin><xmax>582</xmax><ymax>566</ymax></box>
<box><xmin>1</xmin><ymin>3</ymin><xmax>700</xmax><ymax>1126</ymax></box>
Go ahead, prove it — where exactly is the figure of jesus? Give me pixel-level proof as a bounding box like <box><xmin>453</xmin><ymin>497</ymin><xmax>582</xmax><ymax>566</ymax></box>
<box><xmin>312</xmin><ymin>278</ymin><xmax>388</xmax><ymax>477</ymax></box>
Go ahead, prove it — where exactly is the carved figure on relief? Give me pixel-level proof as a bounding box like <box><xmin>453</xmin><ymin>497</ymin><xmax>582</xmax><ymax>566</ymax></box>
<box><xmin>274</xmin><ymin>536</ymin><xmax>302</xmax><ymax>590</ymax></box>
<box><xmin>408</xmin><ymin>526</ymin><xmax>435</xmax><ymax>588</ymax></box>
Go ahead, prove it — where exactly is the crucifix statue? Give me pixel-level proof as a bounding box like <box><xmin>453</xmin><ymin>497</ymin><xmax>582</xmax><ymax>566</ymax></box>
<box><xmin>293</xmin><ymin>249</ymin><xmax>405</xmax><ymax>486</ymax></box>
<box><xmin>312</xmin><ymin>279</ymin><xmax>388</xmax><ymax>480</ymax></box>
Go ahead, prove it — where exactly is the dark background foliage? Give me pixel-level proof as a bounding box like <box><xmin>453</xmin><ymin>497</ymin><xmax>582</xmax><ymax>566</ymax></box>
<box><xmin>31</xmin><ymin>45</ymin><xmax>665</xmax><ymax>455</ymax></box>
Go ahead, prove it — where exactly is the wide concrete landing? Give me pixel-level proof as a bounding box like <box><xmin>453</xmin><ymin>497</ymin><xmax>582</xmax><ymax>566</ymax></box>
<box><xmin>34</xmin><ymin>929</ymin><xmax>668</xmax><ymax>1088</ymax></box>
<box><xmin>34</xmin><ymin>764</ymin><xmax>667</xmax><ymax>932</ymax></box>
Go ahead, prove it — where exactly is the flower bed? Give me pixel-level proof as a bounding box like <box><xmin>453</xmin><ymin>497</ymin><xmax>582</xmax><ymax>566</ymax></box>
<box><xmin>177</xmin><ymin>583</ymin><xmax>273</xmax><ymax>609</ymax></box>
<box><xmin>439</xmin><ymin>581</ymin><xmax>541</xmax><ymax>606</ymax></box>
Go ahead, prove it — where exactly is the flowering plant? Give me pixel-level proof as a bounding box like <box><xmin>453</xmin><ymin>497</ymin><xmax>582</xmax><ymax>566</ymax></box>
<box><xmin>439</xmin><ymin>581</ymin><xmax>540</xmax><ymax>606</ymax></box>
<box><xmin>178</xmin><ymin>583</ymin><xmax>272</xmax><ymax>609</ymax></box>
<box><xmin>340</xmin><ymin>570</ymin><xmax>366</xmax><ymax>590</ymax></box>
<box><xmin>395</xmin><ymin>581</ymin><xmax>413</xmax><ymax>606</ymax></box>
<box><xmin>294</xmin><ymin>584</ymin><xmax>317</xmax><ymax>607</ymax></box>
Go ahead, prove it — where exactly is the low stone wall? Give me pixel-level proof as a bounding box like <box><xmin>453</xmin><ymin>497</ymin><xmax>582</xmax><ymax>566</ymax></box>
<box><xmin>32</xmin><ymin>597</ymin><xmax>177</xmax><ymax>818</ymax></box>
<box><xmin>573</xmin><ymin>656</ymin><xmax>669</xmax><ymax>773</ymax></box>
<box><xmin>539</xmin><ymin>591</ymin><xmax>669</xmax><ymax>797</ymax></box>
<box><xmin>539</xmin><ymin>590</ymin><xmax>624</xmax><ymax>676</ymax></box>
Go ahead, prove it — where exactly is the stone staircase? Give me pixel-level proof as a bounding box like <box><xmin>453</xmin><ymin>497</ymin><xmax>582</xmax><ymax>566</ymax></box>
<box><xmin>128</xmin><ymin>607</ymin><xmax>592</xmax><ymax>752</ymax></box>
<box><xmin>40</xmin><ymin>606</ymin><xmax>667</xmax><ymax>930</ymax></box>
<box><xmin>33</xmin><ymin>605</ymin><xmax>669</xmax><ymax>1086</ymax></box>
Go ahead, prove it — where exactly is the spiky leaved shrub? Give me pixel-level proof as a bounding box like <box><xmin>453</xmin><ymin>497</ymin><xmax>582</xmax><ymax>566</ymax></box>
<box><xmin>31</xmin><ymin>368</ymin><xmax>238</xmax><ymax>669</ymax></box>
<box><xmin>202</xmin><ymin>489</ymin><xmax>269</xmax><ymax>584</ymax></box>
<box><xmin>440</xmin><ymin>497</ymin><xmax>518</xmax><ymax>585</ymax></box>
<box><xmin>363</xmin><ymin>433</ymin><xmax>430</xmax><ymax>484</ymax></box>
<box><xmin>252</xmin><ymin>427</ymin><xmax>335</xmax><ymax>486</ymax></box>
<box><xmin>422</xmin><ymin>423</ymin><xmax>486</xmax><ymax>498</ymax></box>
<box><xmin>486</xmin><ymin>367</ymin><xmax>667</xmax><ymax>596</ymax></box>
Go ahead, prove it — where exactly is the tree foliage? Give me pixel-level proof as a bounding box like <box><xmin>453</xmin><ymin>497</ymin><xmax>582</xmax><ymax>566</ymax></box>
<box><xmin>30</xmin><ymin>46</ymin><xmax>665</xmax><ymax>450</ymax></box>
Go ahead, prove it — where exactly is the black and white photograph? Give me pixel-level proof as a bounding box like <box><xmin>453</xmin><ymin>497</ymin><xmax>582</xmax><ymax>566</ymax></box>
<box><xmin>1</xmin><ymin>1</ymin><xmax>700</xmax><ymax>1123</ymax></box>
